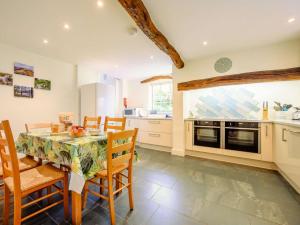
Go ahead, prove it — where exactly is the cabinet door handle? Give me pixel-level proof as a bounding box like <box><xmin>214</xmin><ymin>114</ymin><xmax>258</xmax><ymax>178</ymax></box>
<box><xmin>288</xmin><ymin>130</ymin><xmax>300</xmax><ymax>134</ymax></box>
<box><xmin>265</xmin><ymin>125</ymin><xmax>268</xmax><ymax>137</ymax></box>
<box><xmin>188</xmin><ymin>123</ymin><xmax>190</xmax><ymax>132</ymax></box>
<box><xmin>148</xmin><ymin>120</ymin><xmax>160</xmax><ymax>124</ymax></box>
<box><xmin>282</xmin><ymin>128</ymin><xmax>287</xmax><ymax>142</ymax></box>
<box><xmin>149</xmin><ymin>133</ymin><xmax>160</xmax><ymax>138</ymax></box>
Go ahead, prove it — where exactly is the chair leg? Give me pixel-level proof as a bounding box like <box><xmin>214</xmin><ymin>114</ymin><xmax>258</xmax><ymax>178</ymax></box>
<box><xmin>128</xmin><ymin>168</ymin><xmax>134</xmax><ymax>210</ymax></box>
<box><xmin>63</xmin><ymin>173</ymin><xmax>69</xmax><ymax>220</ymax></box>
<box><xmin>47</xmin><ymin>186</ymin><xmax>52</xmax><ymax>204</ymax></box>
<box><xmin>107</xmin><ymin>176</ymin><xmax>116</xmax><ymax>225</ymax></box>
<box><xmin>13</xmin><ymin>194</ymin><xmax>22</xmax><ymax>225</ymax></box>
<box><xmin>116</xmin><ymin>173</ymin><xmax>122</xmax><ymax>194</ymax></box>
<box><xmin>82</xmin><ymin>182</ymin><xmax>88</xmax><ymax>209</ymax></box>
<box><xmin>3</xmin><ymin>184</ymin><xmax>10</xmax><ymax>225</ymax></box>
<box><xmin>100</xmin><ymin>178</ymin><xmax>104</xmax><ymax>195</ymax></box>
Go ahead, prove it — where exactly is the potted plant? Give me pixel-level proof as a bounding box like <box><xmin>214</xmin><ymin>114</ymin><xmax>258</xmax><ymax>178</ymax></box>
<box><xmin>273</xmin><ymin>102</ymin><xmax>293</xmax><ymax>119</ymax></box>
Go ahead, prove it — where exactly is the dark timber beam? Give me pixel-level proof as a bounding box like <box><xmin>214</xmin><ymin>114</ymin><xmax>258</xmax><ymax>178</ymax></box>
<box><xmin>118</xmin><ymin>0</ymin><xmax>184</xmax><ymax>69</ymax></box>
<box><xmin>177</xmin><ymin>67</ymin><xmax>300</xmax><ymax>91</ymax></box>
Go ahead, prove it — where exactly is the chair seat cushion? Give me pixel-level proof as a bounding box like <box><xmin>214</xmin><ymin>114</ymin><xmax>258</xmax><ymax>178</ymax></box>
<box><xmin>96</xmin><ymin>163</ymin><xmax>128</xmax><ymax>177</ymax></box>
<box><xmin>4</xmin><ymin>165</ymin><xmax>64</xmax><ymax>193</ymax></box>
<box><xmin>0</xmin><ymin>156</ymin><xmax>39</xmax><ymax>177</ymax></box>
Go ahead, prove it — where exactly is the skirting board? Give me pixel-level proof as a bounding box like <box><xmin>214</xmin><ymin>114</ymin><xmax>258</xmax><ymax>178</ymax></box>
<box><xmin>171</xmin><ymin>148</ymin><xmax>185</xmax><ymax>157</ymax></box>
<box><xmin>137</xmin><ymin>142</ymin><xmax>171</xmax><ymax>152</ymax></box>
<box><xmin>186</xmin><ymin>150</ymin><xmax>277</xmax><ymax>170</ymax></box>
<box><xmin>277</xmin><ymin>167</ymin><xmax>300</xmax><ymax>194</ymax></box>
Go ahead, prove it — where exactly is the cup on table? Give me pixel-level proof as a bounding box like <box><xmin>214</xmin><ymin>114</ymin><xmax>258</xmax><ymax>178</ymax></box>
<box><xmin>51</xmin><ymin>124</ymin><xmax>60</xmax><ymax>133</ymax></box>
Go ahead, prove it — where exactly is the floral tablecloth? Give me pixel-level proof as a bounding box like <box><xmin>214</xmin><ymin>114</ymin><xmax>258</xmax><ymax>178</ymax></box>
<box><xmin>16</xmin><ymin>132</ymin><xmax>108</xmax><ymax>193</ymax></box>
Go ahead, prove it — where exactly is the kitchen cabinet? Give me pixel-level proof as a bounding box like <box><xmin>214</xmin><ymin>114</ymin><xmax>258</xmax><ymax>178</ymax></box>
<box><xmin>273</xmin><ymin>124</ymin><xmax>300</xmax><ymax>192</ymax></box>
<box><xmin>261</xmin><ymin>123</ymin><xmax>273</xmax><ymax>162</ymax></box>
<box><xmin>125</xmin><ymin>118</ymin><xmax>172</xmax><ymax>148</ymax></box>
<box><xmin>185</xmin><ymin>121</ymin><xmax>193</xmax><ymax>150</ymax></box>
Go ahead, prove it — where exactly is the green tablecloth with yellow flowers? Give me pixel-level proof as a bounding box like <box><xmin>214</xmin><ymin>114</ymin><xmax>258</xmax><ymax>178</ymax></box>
<box><xmin>16</xmin><ymin>132</ymin><xmax>109</xmax><ymax>193</ymax></box>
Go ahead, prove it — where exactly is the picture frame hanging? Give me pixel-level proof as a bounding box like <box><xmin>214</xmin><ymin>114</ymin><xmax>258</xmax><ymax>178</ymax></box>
<box><xmin>0</xmin><ymin>72</ymin><xmax>13</xmax><ymax>86</ymax></box>
<box><xmin>14</xmin><ymin>62</ymin><xmax>34</xmax><ymax>77</ymax></box>
<box><xmin>14</xmin><ymin>85</ymin><xmax>34</xmax><ymax>98</ymax></box>
<box><xmin>34</xmin><ymin>78</ymin><xmax>51</xmax><ymax>90</ymax></box>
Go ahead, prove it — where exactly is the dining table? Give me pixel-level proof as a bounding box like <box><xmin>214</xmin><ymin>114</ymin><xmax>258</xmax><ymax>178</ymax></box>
<box><xmin>16</xmin><ymin>131</ymin><xmax>110</xmax><ymax>225</ymax></box>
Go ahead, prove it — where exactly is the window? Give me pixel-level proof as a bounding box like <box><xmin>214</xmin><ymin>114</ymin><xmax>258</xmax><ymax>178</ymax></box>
<box><xmin>151</xmin><ymin>82</ymin><xmax>173</xmax><ymax>113</ymax></box>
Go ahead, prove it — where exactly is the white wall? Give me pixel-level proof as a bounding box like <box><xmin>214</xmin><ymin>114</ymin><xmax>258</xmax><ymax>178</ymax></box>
<box><xmin>126</xmin><ymin>79</ymin><xmax>150</xmax><ymax>109</ymax></box>
<box><xmin>0</xmin><ymin>43</ymin><xmax>78</xmax><ymax>135</ymax></box>
<box><xmin>77</xmin><ymin>65</ymin><xmax>100</xmax><ymax>86</ymax></box>
<box><xmin>172</xmin><ymin>39</ymin><xmax>300</xmax><ymax>156</ymax></box>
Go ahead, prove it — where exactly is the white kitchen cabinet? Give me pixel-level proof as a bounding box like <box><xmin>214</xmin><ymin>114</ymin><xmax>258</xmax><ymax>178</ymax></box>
<box><xmin>273</xmin><ymin>124</ymin><xmax>300</xmax><ymax>192</ymax></box>
<box><xmin>139</xmin><ymin>131</ymin><xmax>172</xmax><ymax>147</ymax></box>
<box><xmin>185</xmin><ymin>121</ymin><xmax>193</xmax><ymax>150</ymax></box>
<box><xmin>261</xmin><ymin>123</ymin><xmax>273</xmax><ymax>162</ymax></box>
<box><xmin>125</xmin><ymin>118</ymin><xmax>172</xmax><ymax>148</ymax></box>
<box><xmin>139</xmin><ymin>119</ymin><xmax>172</xmax><ymax>133</ymax></box>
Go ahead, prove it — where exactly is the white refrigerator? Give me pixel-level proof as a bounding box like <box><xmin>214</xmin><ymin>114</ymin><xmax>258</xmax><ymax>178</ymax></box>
<box><xmin>80</xmin><ymin>83</ymin><xmax>116</xmax><ymax>125</ymax></box>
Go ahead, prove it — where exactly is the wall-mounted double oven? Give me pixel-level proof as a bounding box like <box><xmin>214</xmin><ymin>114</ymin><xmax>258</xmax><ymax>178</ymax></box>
<box><xmin>193</xmin><ymin>120</ymin><xmax>261</xmax><ymax>154</ymax></box>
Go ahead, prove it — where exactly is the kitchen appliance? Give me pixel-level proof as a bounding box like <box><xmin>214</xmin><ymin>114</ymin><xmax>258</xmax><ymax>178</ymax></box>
<box><xmin>80</xmin><ymin>83</ymin><xmax>116</xmax><ymax>123</ymax></box>
<box><xmin>292</xmin><ymin>107</ymin><xmax>300</xmax><ymax>120</ymax></box>
<box><xmin>123</xmin><ymin>108</ymin><xmax>144</xmax><ymax>117</ymax></box>
<box><xmin>194</xmin><ymin>121</ymin><xmax>221</xmax><ymax>148</ymax></box>
<box><xmin>225</xmin><ymin>122</ymin><xmax>260</xmax><ymax>153</ymax></box>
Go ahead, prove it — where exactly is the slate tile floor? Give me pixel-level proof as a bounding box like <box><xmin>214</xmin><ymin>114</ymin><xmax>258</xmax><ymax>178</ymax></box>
<box><xmin>1</xmin><ymin>147</ymin><xmax>300</xmax><ymax>225</ymax></box>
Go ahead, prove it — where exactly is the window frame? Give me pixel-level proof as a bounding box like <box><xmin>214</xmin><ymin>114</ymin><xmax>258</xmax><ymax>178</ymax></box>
<box><xmin>150</xmin><ymin>81</ymin><xmax>173</xmax><ymax>114</ymax></box>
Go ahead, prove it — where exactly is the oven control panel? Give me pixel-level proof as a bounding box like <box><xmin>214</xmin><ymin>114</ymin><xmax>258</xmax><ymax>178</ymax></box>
<box><xmin>194</xmin><ymin>121</ymin><xmax>221</xmax><ymax>127</ymax></box>
<box><xmin>225</xmin><ymin>121</ymin><xmax>259</xmax><ymax>128</ymax></box>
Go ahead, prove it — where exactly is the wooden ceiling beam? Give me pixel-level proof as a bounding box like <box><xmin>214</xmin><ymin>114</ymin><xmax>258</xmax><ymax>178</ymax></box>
<box><xmin>118</xmin><ymin>0</ymin><xmax>184</xmax><ymax>69</ymax></box>
<box><xmin>177</xmin><ymin>67</ymin><xmax>300</xmax><ymax>91</ymax></box>
<box><xmin>140</xmin><ymin>75</ymin><xmax>173</xmax><ymax>84</ymax></box>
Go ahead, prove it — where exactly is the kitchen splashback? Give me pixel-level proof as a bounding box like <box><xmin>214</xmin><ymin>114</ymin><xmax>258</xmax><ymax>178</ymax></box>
<box><xmin>184</xmin><ymin>81</ymin><xmax>300</xmax><ymax>119</ymax></box>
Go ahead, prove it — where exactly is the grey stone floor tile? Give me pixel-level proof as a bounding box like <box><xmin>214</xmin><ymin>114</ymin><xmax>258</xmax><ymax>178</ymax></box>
<box><xmin>145</xmin><ymin>205</ymin><xmax>206</xmax><ymax>225</ymax></box>
<box><xmin>1</xmin><ymin>147</ymin><xmax>300</xmax><ymax>225</ymax></box>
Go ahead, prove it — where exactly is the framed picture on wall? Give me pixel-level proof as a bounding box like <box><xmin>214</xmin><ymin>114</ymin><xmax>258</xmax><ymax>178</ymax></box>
<box><xmin>34</xmin><ymin>78</ymin><xmax>51</xmax><ymax>90</ymax></box>
<box><xmin>14</xmin><ymin>85</ymin><xmax>34</xmax><ymax>98</ymax></box>
<box><xmin>14</xmin><ymin>62</ymin><xmax>34</xmax><ymax>77</ymax></box>
<box><xmin>0</xmin><ymin>72</ymin><xmax>13</xmax><ymax>86</ymax></box>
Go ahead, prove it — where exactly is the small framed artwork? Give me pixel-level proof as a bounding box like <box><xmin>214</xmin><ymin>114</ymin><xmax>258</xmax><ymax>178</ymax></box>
<box><xmin>14</xmin><ymin>62</ymin><xmax>34</xmax><ymax>77</ymax></box>
<box><xmin>35</xmin><ymin>78</ymin><xmax>51</xmax><ymax>90</ymax></box>
<box><xmin>0</xmin><ymin>73</ymin><xmax>13</xmax><ymax>86</ymax></box>
<box><xmin>14</xmin><ymin>85</ymin><xmax>34</xmax><ymax>98</ymax></box>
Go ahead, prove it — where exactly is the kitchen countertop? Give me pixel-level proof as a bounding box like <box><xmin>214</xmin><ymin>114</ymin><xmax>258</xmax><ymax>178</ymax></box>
<box><xmin>184</xmin><ymin>118</ymin><xmax>300</xmax><ymax>128</ymax></box>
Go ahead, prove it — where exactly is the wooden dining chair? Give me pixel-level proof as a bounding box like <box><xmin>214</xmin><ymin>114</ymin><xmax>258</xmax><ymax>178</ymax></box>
<box><xmin>0</xmin><ymin>120</ymin><xmax>69</xmax><ymax>225</ymax></box>
<box><xmin>82</xmin><ymin>128</ymin><xmax>138</xmax><ymax>225</ymax></box>
<box><xmin>83</xmin><ymin>116</ymin><xmax>101</xmax><ymax>129</ymax></box>
<box><xmin>25</xmin><ymin>122</ymin><xmax>52</xmax><ymax>133</ymax></box>
<box><xmin>0</xmin><ymin>123</ymin><xmax>40</xmax><ymax>202</ymax></box>
<box><xmin>104</xmin><ymin>117</ymin><xmax>126</xmax><ymax>132</ymax></box>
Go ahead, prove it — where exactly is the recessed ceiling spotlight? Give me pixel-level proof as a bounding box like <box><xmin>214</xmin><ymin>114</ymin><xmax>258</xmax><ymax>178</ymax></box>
<box><xmin>64</xmin><ymin>23</ymin><xmax>70</xmax><ymax>30</ymax></box>
<box><xmin>43</xmin><ymin>39</ymin><xmax>48</xmax><ymax>44</ymax></box>
<box><xmin>150</xmin><ymin>55</ymin><xmax>154</xmax><ymax>60</ymax></box>
<box><xmin>288</xmin><ymin>17</ymin><xmax>295</xmax><ymax>23</ymax></box>
<box><xmin>203</xmin><ymin>41</ymin><xmax>208</xmax><ymax>46</ymax></box>
<box><xmin>97</xmin><ymin>0</ymin><xmax>104</xmax><ymax>7</ymax></box>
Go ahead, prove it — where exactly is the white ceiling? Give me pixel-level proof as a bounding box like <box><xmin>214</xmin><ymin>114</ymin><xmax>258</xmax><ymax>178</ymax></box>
<box><xmin>0</xmin><ymin>0</ymin><xmax>299</xmax><ymax>79</ymax></box>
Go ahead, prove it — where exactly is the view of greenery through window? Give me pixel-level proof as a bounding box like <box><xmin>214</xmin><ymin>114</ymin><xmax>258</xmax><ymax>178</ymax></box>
<box><xmin>151</xmin><ymin>82</ymin><xmax>172</xmax><ymax>113</ymax></box>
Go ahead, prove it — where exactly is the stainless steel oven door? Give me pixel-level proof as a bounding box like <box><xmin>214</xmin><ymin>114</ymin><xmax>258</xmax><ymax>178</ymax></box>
<box><xmin>225</xmin><ymin>128</ymin><xmax>260</xmax><ymax>153</ymax></box>
<box><xmin>194</xmin><ymin>126</ymin><xmax>221</xmax><ymax>148</ymax></box>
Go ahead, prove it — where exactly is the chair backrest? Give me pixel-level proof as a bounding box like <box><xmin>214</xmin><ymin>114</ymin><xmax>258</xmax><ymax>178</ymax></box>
<box><xmin>104</xmin><ymin>117</ymin><xmax>126</xmax><ymax>132</ymax></box>
<box><xmin>0</xmin><ymin>120</ymin><xmax>22</xmax><ymax>194</ymax></box>
<box><xmin>106</xmin><ymin>128</ymin><xmax>138</xmax><ymax>175</ymax></box>
<box><xmin>25</xmin><ymin>123</ymin><xmax>52</xmax><ymax>133</ymax></box>
<box><xmin>83</xmin><ymin>116</ymin><xmax>101</xmax><ymax>129</ymax></box>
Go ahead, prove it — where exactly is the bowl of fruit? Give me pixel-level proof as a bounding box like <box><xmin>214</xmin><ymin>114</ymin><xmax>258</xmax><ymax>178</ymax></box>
<box><xmin>69</xmin><ymin>125</ymin><xmax>86</xmax><ymax>138</ymax></box>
